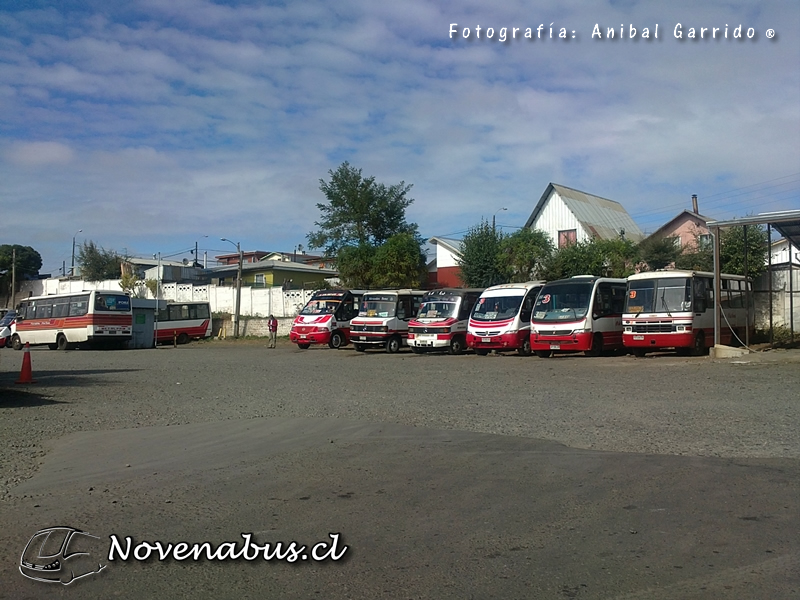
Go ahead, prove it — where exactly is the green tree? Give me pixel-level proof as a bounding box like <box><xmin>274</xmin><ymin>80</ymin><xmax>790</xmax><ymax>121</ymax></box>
<box><xmin>719</xmin><ymin>225</ymin><xmax>769</xmax><ymax>279</ymax></box>
<box><xmin>335</xmin><ymin>243</ymin><xmax>378</xmax><ymax>289</ymax></box>
<box><xmin>457</xmin><ymin>220</ymin><xmax>509</xmax><ymax>287</ymax></box>
<box><xmin>308</xmin><ymin>162</ymin><xmax>425</xmax><ymax>288</ymax></box>
<box><xmin>541</xmin><ymin>237</ymin><xmax>638</xmax><ymax>280</ymax></box>
<box><xmin>372</xmin><ymin>233</ymin><xmax>427</xmax><ymax>288</ymax></box>
<box><xmin>78</xmin><ymin>240</ymin><xmax>122</xmax><ymax>281</ymax></box>
<box><xmin>500</xmin><ymin>228</ymin><xmax>554</xmax><ymax>282</ymax></box>
<box><xmin>637</xmin><ymin>235</ymin><xmax>680</xmax><ymax>271</ymax></box>
<box><xmin>0</xmin><ymin>244</ymin><xmax>43</xmax><ymax>302</ymax></box>
<box><xmin>308</xmin><ymin>162</ymin><xmax>418</xmax><ymax>254</ymax></box>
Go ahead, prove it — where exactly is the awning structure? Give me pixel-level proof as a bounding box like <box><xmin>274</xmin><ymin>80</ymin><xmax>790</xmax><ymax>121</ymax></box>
<box><xmin>706</xmin><ymin>209</ymin><xmax>800</xmax><ymax>348</ymax></box>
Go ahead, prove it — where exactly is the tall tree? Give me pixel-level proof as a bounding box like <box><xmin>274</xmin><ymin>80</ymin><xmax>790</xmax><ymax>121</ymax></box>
<box><xmin>78</xmin><ymin>240</ymin><xmax>122</xmax><ymax>282</ymax></box>
<box><xmin>457</xmin><ymin>220</ymin><xmax>508</xmax><ymax>287</ymax></box>
<box><xmin>372</xmin><ymin>233</ymin><xmax>427</xmax><ymax>289</ymax></box>
<box><xmin>637</xmin><ymin>235</ymin><xmax>680</xmax><ymax>271</ymax></box>
<box><xmin>308</xmin><ymin>162</ymin><xmax>424</xmax><ymax>288</ymax></box>
<box><xmin>308</xmin><ymin>162</ymin><xmax>418</xmax><ymax>255</ymax></box>
<box><xmin>0</xmin><ymin>244</ymin><xmax>42</xmax><ymax>302</ymax></box>
<box><xmin>541</xmin><ymin>237</ymin><xmax>638</xmax><ymax>280</ymax></box>
<box><xmin>719</xmin><ymin>224</ymin><xmax>769</xmax><ymax>279</ymax></box>
<box><xmin>500</xmin><ymin>228</ymin><xmax>554</xmax><ymax>282</ymax></box>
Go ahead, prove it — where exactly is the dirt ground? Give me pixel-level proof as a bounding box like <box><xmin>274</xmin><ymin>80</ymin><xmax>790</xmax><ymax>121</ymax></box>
<box><xmin>0</xmin><ymin>342</ymin><xmax>798</xmax><ymax>599</ymax></box>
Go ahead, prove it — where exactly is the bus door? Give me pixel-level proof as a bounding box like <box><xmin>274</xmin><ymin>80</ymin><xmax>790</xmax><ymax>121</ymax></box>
<box><xmin>590</xmin><ymin>282</ymin><xmax>626</xmax><ymax>348</ymax></box>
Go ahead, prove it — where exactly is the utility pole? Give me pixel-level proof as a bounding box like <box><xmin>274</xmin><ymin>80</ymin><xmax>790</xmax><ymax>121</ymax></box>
<box><xmin>10</xmin><ymin>248</ymin><xmax>16</xmax><ymax>309</ymax></box>
<box><xmin>221</xmin><ymin>238</ymin><xmax>243</xmax><ymax>338</ymax></box>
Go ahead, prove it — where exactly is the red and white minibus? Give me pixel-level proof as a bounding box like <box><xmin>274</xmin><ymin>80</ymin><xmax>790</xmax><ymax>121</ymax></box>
<box><xmin>407</xmin><ymin>288</ymin><xmax>484</xmax><ymax>355</ymax></box>
<box><xmin>467</xmin><ymin>281</ymin><xmax>545</xmax><ymax>356</ymax></box>
<box><xmin>623</xmin><ymin>270</ymin><xmax>752</xmax><ymax>356</ymax></box>
<box><xmin>156</xmin><ymin>301</ymin><xmax>213</xmax><ymax>344</ymax></box>
<box><xmin>290</xmin><ymin>289</ymin><xmax>364</xmax><ymax>349</ymax></box>
<box><xmin>530</xmin><ymin>276</ymin><xmax>626</xmax><ymax>357</ymax></box>
<box><xmin>349</xmin><ymin>289</ymin><xmax>425</xmax><ymax>353</ymax></box>
<box><xmin>11</xmin><ymin>290</ymin><xmax>132</xmax><ymax>350</ymax></box>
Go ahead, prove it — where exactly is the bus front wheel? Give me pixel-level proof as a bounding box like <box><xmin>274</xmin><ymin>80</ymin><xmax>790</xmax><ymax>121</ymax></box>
<box><xmin>448</xmin><ymin>336</ymin><xmax>465</xmax><ymax>355</ymax></box>
<box><xmin>56</xmin><ymin>334</ymin><xmax>69</xmax><ymax>351</ymax></box>
<box><xmin>386</xmin><ymin>335</ymin><xmax>401</xmax><ymax>354</ymax></box>
<box><xmin>518</xmin><ymin>338</ymin><xmax>532</xmax><ymax>357</ymax></box>
<box><xmin>692</xmin><ymin>331</ymin><xmax>707</xmax><ymax>356</ymax></box>
<box><xmin>177</xmin><ymin>333</ymin><xmax>190</xmax><ymax>345</ymax></box>
<box><xmin>328</xmin><ymin>331</ymin><xmax>344</xmax><ymax>349</ymax></box>
<box><xmin>585</xmin><ymin>333</ymin><xmax>603</xmax><ymax>357</ymax></box>
<box><xmin>11</xmin><ymin>334</ymin><xmax>23</xmax><ymax>351</ymax></box>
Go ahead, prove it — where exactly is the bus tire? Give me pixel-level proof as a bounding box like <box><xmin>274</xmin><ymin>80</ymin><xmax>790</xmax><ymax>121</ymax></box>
<box><xmin>11</xmin><ymin>334</ymin><xmax>23</xmax><ymax>351</ymax></box>
<box><xmin>411</xmin><ymin>346</ymin><xmax>425</xmax><ymax>354</ymax></box>
<box><xmin>692</xmin><ymin>331</ymin><xmax>706</xmax><ymax>356</ymax></box>
<box><xmin>633</xmin><ymin>348</ymin><xmax>647</xmax><ymax>358</ymax></box>
<box><xmin>328</xmin><ymin>331</ymin><xmax>344</xmax><ymax>349</ymax></box>
<box><xmin>585</xmin><ymin>333</ymin><xmax>603</xmax><ymax>357</ymax></box>
<box><xmin>297</xmin><ymin>343</ymin><xmax>311</xmax><ymax>350</ymax></box>
<box><xmin>177</xmin><ymin>333</ymin><xmax>190</xmax><ymax>345</ymax></box>
<box><xmin>354</xmin><ymin>343</ymin><xmax>366</xmax><ymax>352</ymax></box>
<box><xmin>56</xmin><ymin>333</ymin><xmax>69</xmax><ymax>351</ymax></box>
<box><xmin>535</xmin><ymin>350</ymin><xmax>552</xmax><ymax>358</ymax></box>
<box><xmin>448</xmin><ymin>336</ymin><xmax>465</xmax><ymax>355</ymax></box>
<box><xmin>518</xmin><ymin>338</ymin><xmax>532</xmax><ymax>356</ymax></box>
<box><xmin>386</xmin><ymin>335</ymin><xmax>401</xmax><ymax>354</ymax></box>
<box><xmin>475</xmin><ymin>349</ymin><xmax>489</xmax><ymax>356</ymax></box>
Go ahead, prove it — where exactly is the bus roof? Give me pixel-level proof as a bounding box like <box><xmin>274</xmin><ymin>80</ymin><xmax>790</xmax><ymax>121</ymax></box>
<box><xmin>627</xmin><ymin>270</ymin><xmax>747</xmax><ymax>281</ymax></box>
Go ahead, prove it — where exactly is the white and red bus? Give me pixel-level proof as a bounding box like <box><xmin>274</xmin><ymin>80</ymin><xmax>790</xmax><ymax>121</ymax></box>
<box><xmin>467</xmin><ymin>281</ymin><xmax>545</xmax><ymax>356</ymax></box>
<box><xmin>289</xmin><ymin>289</ymin><xmax>364</xmax><ymax>349</ymax></box>
<box><xmin>156</xmin><ymin>301</ymin><xmax>212</xmax><ymax>345</ymax></box>
<box><xmin>10</xmin><ymin>290</ymin><xmax>132</xmax><ymax>350</ymax></box>
<box><xmin>407</xmin><ymin>288</ymin><xmax>484</xmax><ymax>355</ymax></box>
<box><xmin>350</xmin><ymin>289</ymin><xmax>425</xmax><ymax>353</ymax></box>
<box><xmin>530</xmin><ymin>276</ymin><xmax>627</xmax><ymax>357</ymax></box>
<box><xmin>623</xmin><ymin>270</ymin><xmax>753</xmax><ymax>357</ymax></box>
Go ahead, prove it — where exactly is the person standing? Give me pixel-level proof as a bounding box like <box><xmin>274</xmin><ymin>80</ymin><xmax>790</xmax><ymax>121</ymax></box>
<box><xmin>267</xmin><ymin>314</ymin><xmax>278</xmax><ymax>348</ymax></box>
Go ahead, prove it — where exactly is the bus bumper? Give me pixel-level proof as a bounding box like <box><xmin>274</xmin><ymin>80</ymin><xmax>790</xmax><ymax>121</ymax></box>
<box><xmin>407</xmin><ymin>332</ymin><xmax>451</xmax><ymax>349</ymax></box>
<box><xmin>467</xmin><ymin>331</ymin><xmax>526</xmax><ymax>351</ymax></box>
<box><xmin>290</xmin><ymin>329</ymin><xmax>331</xmax><ymax>346</ymax></box>
<box><xmin>623</xmin><ymin>332</ymin><xmax>695</xmax><ymax>349</ymax></box>
<box><xmin>530</xmin><ymin>331</ymin><xmax>593</xmax><ymax>352</ymax></box>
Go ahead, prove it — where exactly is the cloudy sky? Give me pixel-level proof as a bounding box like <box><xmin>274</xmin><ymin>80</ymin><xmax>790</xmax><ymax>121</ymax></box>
<box><xmin>2</xmin><ymin>0</ymin><xmax>798</xmax><ymax>274</ymax></box>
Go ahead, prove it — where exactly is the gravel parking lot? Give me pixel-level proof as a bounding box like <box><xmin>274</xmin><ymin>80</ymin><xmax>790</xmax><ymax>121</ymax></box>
<box><xmin>1</xmin><ymin>341</ymin><xmax>798</xmax><ymax>598</ymax></box>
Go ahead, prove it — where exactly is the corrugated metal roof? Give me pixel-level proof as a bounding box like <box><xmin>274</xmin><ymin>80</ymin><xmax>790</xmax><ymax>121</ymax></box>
<box><xmin>708</xmin><ymin>209</ymin><xmax>800</xmax><ymax>251</ymax></box>
<box><xmin>524</xmin><ymin>183</ymin><xmax>644</xmax><ymax>242</ymax></box>
<box><xmin>552</xmin><ymin>184</ymin><xmax>644</xmax><ymax>242</ymax></box>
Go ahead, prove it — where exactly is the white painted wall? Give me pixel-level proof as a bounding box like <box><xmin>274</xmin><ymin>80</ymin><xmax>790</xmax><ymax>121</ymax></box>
<box><xmin>530</xmin><ymin>190</ymin><xmax>588</xmax><ymax>246</ymax></box>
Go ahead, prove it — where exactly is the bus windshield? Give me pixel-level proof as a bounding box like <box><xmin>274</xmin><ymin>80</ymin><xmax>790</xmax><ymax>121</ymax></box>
<box><xmin>472</xmin><ymin>295</ymin><xmax>523</xmax><ymax>321</ymax></box>
<box><xmin>626</xmin><ymin>278</ymin><xmax>691</xmax><ymax>314</ymax></box>
<box><xmin>301</xmin><ymin>300</ymin><xmax>340</xmax><ymax>315</ymax></box>
<box><xmin>533</xmin><ymin>282</ymin><xmax>592</xmax><ymax>322</ymax></box>
<box><xmin>360</xmin><ymin>296</ymin><xmax>396</xmax><ymax>318</ymax></box>
<box><xmin>417</xmin><ymin>301</ymin><xmax>458</xmax><ymax>320</ymax></box>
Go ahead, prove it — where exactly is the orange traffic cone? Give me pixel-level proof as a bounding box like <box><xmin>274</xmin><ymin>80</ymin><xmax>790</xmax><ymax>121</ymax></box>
<box><xmin>16</xmin><ymin>342</ymin><xmax>36</xmax><ymax>384</ymax></box>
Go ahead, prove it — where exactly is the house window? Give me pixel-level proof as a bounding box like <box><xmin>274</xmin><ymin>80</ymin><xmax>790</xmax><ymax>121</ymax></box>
<box><xmin>254</xmin><ymin>274</ymin><xmax>265</xmax><ymax>287</ymax></box>
<box><xmin>558</xmin><ymin>229</ymin><xmax>577</xmax><ymax>248</ymax></box>
<box><xmin>699</xmin><ymin>234</ymin><xmax>712</xmax><ymax>250</ymax></box>
<box><xmin>670</xmin><ymin>236</ymin><xmax>682</xmax><ymax>250</ymax></box>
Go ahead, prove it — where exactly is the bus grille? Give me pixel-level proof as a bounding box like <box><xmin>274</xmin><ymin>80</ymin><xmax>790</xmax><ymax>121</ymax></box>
<box><xmin>538</xmin><ymin>330</ymin><xmax>573</xmax><ymax>336</ymax></box>
<box><xmin>351</xmin><ymin>324</ymin><xmax>386</xmax><ymax>332</ymax></box>
<box><xmin>632</xmin><ymin>323</ymin><xmax>674</xmax><ymax>333</ymax></box>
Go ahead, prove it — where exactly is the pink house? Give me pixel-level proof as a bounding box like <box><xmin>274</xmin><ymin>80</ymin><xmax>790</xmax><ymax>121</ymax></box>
<box><xmin>647</xmin><ymin>196</ymin><xmax>712</xmax><ymax>251</ymax></box>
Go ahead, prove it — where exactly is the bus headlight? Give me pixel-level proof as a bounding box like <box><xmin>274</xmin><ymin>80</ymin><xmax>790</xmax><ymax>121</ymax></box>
<box><xmin>624</xmin><ymin>326</ymin><xmax>632</xmax><ymax>332</ymax></box>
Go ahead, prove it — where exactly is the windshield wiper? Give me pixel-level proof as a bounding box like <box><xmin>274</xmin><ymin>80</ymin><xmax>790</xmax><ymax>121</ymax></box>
<box><xmin>661</xmin><ymin>294</ymin><xmax>672</xmax><ymax>317</ymax></box>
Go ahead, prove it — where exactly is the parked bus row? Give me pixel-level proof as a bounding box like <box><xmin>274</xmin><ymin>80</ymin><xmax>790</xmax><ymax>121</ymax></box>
<box><xmin>289</xmin><ymin>270</ymin><xmax>753</xmax><ymax>357</ymax></box>
<box><xmin>7</xmin><ymin>291</ymin><xmax>212</xmax><ymax>350</ymax></box>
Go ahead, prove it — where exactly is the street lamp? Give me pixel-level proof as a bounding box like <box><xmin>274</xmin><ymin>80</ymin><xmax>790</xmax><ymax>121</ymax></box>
<box><xmin>71</xmin><ymin>229</ymin><xmax>83</xmax><ymax>276</ymax></box>
<box><xmin>221</xmin><ymin>238</ymin><xmax>243</xmax><ymax>338</ymax></box>
<box><xmin>492</xmin><ymin>208</ymin><xmax>507</xmax><ymax>233</ymax></box>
